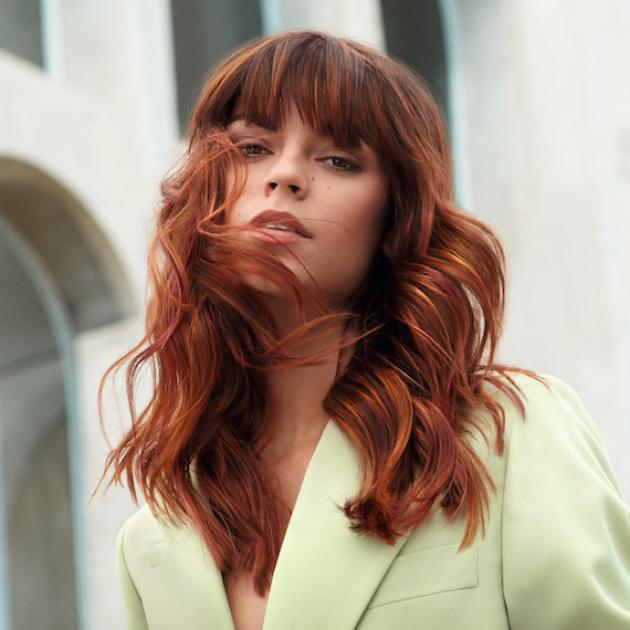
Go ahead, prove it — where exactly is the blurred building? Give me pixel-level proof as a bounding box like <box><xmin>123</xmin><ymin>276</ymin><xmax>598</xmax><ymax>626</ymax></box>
<box><xmin>0</xmin><ymin>1</ymin><xmax>628</xmax><ymax>628</ymax></box>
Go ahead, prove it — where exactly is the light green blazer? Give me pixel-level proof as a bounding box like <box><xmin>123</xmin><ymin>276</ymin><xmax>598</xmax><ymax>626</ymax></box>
<box><xmin>115</xmin><ymin>374</ymin><xmax>630</xmax><ymax>629</ymax></box>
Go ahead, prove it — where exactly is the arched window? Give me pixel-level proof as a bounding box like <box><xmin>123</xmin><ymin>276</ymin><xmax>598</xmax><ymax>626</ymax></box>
<box><xmin>0</xmin><ymin>158</ymin><xmax>134</xmax><ymax>630</ymax></box>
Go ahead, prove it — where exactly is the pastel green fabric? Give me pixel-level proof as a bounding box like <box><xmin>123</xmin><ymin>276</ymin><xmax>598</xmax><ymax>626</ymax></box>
<box><xmin>115</xmin><ymin>373</ymin><xmax>630</xmax><ymax>629</ymax></box>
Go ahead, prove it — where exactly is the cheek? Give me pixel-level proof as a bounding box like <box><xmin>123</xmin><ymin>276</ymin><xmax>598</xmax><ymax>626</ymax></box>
<box><xmin>337</xmin><ymin>182</ymin><xmax>388</xmax><ymax>247</ymax></box>
<box><xmin>223</xmin><ymin>169</ymin><xmax>256</xmax><ymax>225</ymax></box>
<box><xmin>316</xmin><ymin>183</ymin><xmax>387</xmax><ymax>297</ymax></box>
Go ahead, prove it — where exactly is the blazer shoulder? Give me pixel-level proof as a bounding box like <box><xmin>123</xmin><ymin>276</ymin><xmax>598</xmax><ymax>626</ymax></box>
<box><xmin>467</xmin><ymin>370</ymin><xmax>558</xmax><ymax>450</ymax></box>
<box><xmin>478</xmin><ymin>369</ymin><xmax>557</xmax><ymax>407</ymax></box>
<box><xmin>498</xmin><ymin>372</ymin><xmax>613</xmax><ymax>456</ymax></box>
<box><xmin>117</xmin><ymin>501</ymin><xmax>181</xmax><ymax>557</ymax></box>
<box><xmin>470</xmin><ymin>371</ymin><xmax>617</xmax><ymax>489</ymax></box>
<box><xmin>478</xmin><ymin>370</ymin><xmax>595</xmax><ymax>438</ymax></box>
<box><xmin>497</xmin><ymin>373</ymin><xmax>630</xmax><ymax>627</ymax></box>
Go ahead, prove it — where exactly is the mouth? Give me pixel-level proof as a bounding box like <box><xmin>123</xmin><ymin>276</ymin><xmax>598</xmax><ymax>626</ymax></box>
<box><xmin>249</xmin><ymin>209</ymin><xmax>312</xmax><ymax>239</ymax></box>
<box><xmin>251</xmin><ymin>227</ymin><xmax>309</xmax><ymax>244</ymax></box>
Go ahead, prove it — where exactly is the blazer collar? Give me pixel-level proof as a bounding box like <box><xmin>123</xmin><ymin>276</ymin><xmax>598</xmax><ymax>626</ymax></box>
<box><xmin>160</xmin><ymin>418</ymin><xmax>414</xmax><ymax>629</ymax></box>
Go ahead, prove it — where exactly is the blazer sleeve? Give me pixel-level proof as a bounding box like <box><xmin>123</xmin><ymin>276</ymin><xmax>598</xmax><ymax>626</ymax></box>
<box><xmin>501</xmin><ymin>374</ymin><xmax>630</xmax><ymax>629</ymax></box>
<box><xmin>116</xmin><ymin>520</ymin><xmax>150</xmax><ymax>630</ymax></box>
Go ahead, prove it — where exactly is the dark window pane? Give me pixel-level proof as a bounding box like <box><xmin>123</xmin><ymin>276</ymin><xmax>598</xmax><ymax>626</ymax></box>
<box><xmin>0</xmin><ymin>0</ymin><xmax>43</xmax><ymax>67</ymax></box>
<box><xmin>380</xmin><ymin>0</ymin><xmax>449</xmax><ymax>125</ymax></box>
<box><xmin>170</xmin><ymin>0</ymin><xmax>263</xmax><ymax>136</ymax></box>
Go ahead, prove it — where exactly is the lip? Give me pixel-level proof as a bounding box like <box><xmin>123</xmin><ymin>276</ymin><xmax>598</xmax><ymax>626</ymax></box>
<box><xmin>249</xmin><ymin>209</ymin><xmax>312</xmax><ymax>239</ymax></box>
<box><xmin>251</xmin><ymin>228</ymin><xmax>309</xmax><ymax>244</ymax></box>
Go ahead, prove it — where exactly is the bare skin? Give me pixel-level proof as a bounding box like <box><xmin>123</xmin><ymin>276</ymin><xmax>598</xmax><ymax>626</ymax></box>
<box><xmin>221</xmin><ymin>104</ymin><xmax>390</xmax><ymax>628</ymax></box>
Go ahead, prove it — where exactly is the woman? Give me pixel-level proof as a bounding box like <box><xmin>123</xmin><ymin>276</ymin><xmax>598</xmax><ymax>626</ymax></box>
<box><xmin>96</xmin><ymin>29</ymin><xmax>630</xmax><ymax>629</ymax></box>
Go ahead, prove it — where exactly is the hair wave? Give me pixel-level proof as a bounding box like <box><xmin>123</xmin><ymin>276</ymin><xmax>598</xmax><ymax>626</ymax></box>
<box><xmin>95</xmin><ymin>29</ymin><xmax>545</xmax><ymax>596</ymax></box>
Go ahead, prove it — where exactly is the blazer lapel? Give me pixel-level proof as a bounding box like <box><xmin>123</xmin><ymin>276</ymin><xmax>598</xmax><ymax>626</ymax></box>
<box><xmin>158</xmin><ymin>417</ymin><xmax>412</xmax><ymax>629</ymax></box>
<box><xmin>152</xmin><ymin>505</ymin><xmax>235</xmax><ymax>630</ymax></box>
<box><xmin>261</xmin><ymin>418</ymin><xmax>413</xmax><ymax>629</ymax></box>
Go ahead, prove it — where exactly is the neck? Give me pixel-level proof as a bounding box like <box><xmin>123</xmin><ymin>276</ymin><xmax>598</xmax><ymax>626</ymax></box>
<box><xmin>258</xmin><ymin>299</ymin><xmax>354</xmax><ymax>466</ymax></box>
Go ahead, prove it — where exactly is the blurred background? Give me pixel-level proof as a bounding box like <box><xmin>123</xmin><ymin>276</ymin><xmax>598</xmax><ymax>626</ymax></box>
<box><xmin>0</xmin><ymin>0</ymin><xmax>628</xmax><ymax>628</ymax></box>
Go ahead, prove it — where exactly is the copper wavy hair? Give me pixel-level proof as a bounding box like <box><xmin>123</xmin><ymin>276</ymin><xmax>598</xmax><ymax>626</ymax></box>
<box><xmin>95</xmin><ymin>29</ymin><xmax>544</xmax><ymax>596</ymax></box>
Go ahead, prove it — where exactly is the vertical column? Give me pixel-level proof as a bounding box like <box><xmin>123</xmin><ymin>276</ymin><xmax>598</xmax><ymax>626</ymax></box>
<box><xmin>40</xmin><ymin>0</ymin><xmax>64</xmax><ymax>78</ymax></box>
<box><xmin>438</xmin><ymin>0</ymin><xmax>473</xmax><ymax>209</ymax></box>
<box><xmin>43</xmin><ymin>0</ymin><xmax>178</xmax><ymax>174</ymax></box>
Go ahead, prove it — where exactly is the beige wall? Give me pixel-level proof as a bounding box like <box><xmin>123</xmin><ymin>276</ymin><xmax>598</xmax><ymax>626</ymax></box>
<box><xmin>449</xmin><ymin>0</ymin><xmax>630</xmax><ymax>495</ymax></box>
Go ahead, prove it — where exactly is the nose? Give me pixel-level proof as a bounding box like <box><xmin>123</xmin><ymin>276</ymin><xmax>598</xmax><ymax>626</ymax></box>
<box><xmin>266</xmin><ymin>181</ymin><xmax>302</xmax><ymax>196</ymax></box>
<box><xmin>263</xmin><ymin>153</ymin><xmax>308</xmax><ymax>200</ymax></box>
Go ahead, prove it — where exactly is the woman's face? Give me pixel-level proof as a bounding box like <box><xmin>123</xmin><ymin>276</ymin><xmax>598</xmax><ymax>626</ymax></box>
<box><xmin>224</xmin><ymin>103</ymin><xmax>390</xmax><ymax>308</ymax></box>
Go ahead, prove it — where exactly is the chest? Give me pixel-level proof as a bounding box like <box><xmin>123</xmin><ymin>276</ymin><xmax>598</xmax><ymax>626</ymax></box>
<box><xmin>221</xmin><ymin>457</ymin><xmax>310</xmax><ymax>630</ymax></box>
<box><xmin>222</xmin><ymin>570</ymin><xmax>269</xmax><ymax>630</ymax></box>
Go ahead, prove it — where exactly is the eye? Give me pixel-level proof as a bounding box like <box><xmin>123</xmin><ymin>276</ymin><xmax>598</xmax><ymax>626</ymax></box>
<box><xmin>237</xmin><ymin>143</ymin><xmax>268</xmax><ymax>157</ymax></box>
<box><xmin>323</xmin><ymin>156</ymin><xmax>360</xmax><ymax>172</ymax></box>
